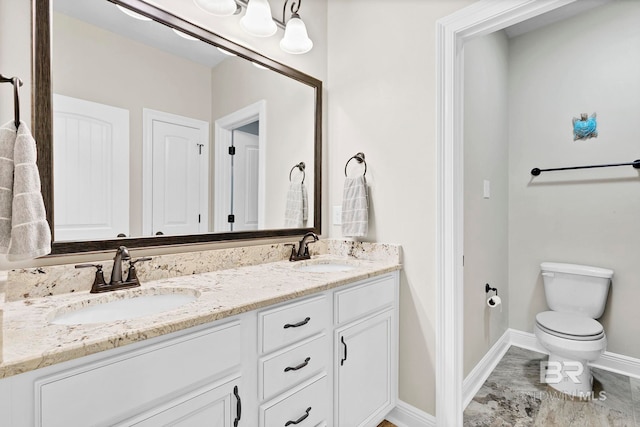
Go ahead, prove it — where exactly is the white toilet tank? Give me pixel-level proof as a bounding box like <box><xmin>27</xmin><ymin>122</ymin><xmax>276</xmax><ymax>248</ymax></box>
<box><xmin>540</xmin><ymin>262</ymin><xmax>613</xmax><ymax>319</ymax></box>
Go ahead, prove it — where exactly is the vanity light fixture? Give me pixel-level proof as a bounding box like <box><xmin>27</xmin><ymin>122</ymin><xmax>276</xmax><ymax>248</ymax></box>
<box><xmin>193</xmin><ymin>0</ymin><xmax>313</xmax><ymax>54</ymax></box>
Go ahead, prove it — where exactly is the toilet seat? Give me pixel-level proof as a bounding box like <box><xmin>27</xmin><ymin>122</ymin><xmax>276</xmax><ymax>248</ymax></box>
<box><xmin>535</xmin><ymin>311</ymin><xmax>604</xmax><ymax>341</ymax></box>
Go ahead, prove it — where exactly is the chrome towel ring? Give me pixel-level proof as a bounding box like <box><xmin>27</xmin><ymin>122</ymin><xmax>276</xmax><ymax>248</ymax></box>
<box><xmin>344</xmin><ymin>152</ymin><xmax>366</xmax><ymax>177</ymax></box>
<box><xmin>289</xmin><ymin>161</ymin><xmax>306</xmax><ymax>183</ymax></box>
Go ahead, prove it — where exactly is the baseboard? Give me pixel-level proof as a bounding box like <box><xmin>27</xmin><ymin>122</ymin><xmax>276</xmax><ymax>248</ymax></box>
<box><xmin>385</xmin><ymin>400</ymin><xmax>436</xmax><ymax>427</ymax></box>
<box><xmin>507</xmin><ymin>328</ymin><xmax>548</xmax><ymax>354</ymax></box>
<box><xmin>509</xmin><ymin>328</ymin><xmax>640</xmax><ymax>379</ymax></box>
<box><xmin>591</xmin><ymin>351</ymin><xmax>640</xmax><ymax>379</ymax></box>
<box><xmin>462</xmin><ymin>330</ymin><xmax>511</xmax><ymax>408</ymax></box>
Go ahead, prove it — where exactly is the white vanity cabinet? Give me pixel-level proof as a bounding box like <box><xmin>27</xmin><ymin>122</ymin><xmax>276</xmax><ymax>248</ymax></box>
<box><xmin>7</xmin><ymin>320</ymin><xmax>247</xmax><ymax>427</ymax></box>
<box><xmin>334</xmin><ymin>274</ymin><xmax>398</xmax><ymax>427</ymax></box>
<box><xmin>0</xmin><ymin>270</ymin><xmax>399</xmax><ymax>427</ymax></box>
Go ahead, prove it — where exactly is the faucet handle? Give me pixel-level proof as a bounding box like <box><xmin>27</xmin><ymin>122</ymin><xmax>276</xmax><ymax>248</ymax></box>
<box><xmin>130</xmin><ymin>257</ymin><xmax>152</xmax><ymax>266</ymax></box>
<box><xmin>125</xmin><ymin>257</ymin><xmax>152</xmax><ymax>284</ymax></box>
<box><xmin>75</xmin><ymin>263</ymin><xmax>108</xmax><ymax>292</ymax></box>
<box><xmin>75</xmin><ymin>263</ymin><xmax>103</xmax><ymax>270</ymax></box>
<box><xmin>284</xmin><ymin>244</ymin><xmax>297</xmax><ymax>261</ymax></box>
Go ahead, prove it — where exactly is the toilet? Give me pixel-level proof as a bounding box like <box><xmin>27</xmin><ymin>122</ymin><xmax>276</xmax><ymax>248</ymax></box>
<box><xmin>534</xmin><ymin>262</ymin><xmax>613</xmax><ymax>397</ymax></box>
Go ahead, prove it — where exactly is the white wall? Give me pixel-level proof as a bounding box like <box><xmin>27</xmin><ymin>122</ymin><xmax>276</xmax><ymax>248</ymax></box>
<box><xmin>508</xmin><ymin>1</ymin><xmax>640</xmax><ymax>358</ymax></box>
<box><xmin>463</xmin><ymin>31</ymin><xmax>509</xmax><ymax>377</ymax></box>
<box><xmin>326</xmin><ymin>0</ymin><xmax>475</xmax><ymax>415</ymax></box>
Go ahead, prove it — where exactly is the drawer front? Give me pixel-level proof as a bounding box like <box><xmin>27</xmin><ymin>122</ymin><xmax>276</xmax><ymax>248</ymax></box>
<box><xmin>260</xmin><ymin>295</ymin><xmax>329</xmax><ymax>354</ymax></box>
<box><xmin>260</xmin><ymin>374</ymin><xmax>328</xmax><ymax>427</ymax></box>
<box><xmin>37</xmin><ymin>321</ymin><xmax>241</xmax><ymax>427</ymax></box>
<box><xmin>335</xmin><ymin>275</ymin><xmax>395</xmax><ymax>324</ymax></box>
<box><xmin>260</xmin><ymin>333</ymin><xmax>328</xmax><ymax>400</ymax></box>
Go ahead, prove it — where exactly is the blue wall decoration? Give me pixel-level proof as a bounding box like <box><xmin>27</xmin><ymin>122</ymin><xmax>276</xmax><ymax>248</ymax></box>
<box><xmin>573</xmin><ymin>112</ymin><xmax>598</xmax><ymax>141</ymax></box>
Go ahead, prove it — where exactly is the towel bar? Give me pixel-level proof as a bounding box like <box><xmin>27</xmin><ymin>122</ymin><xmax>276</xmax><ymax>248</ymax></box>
<box><xmin>531</xmin><ymin>159</ymin><xmax>640</xmax><ymax>176</ymax></box>
<box><xmin>344</xmin><ymin>152</ymin><xmax>367</xmax><ymax>177</ymax></box>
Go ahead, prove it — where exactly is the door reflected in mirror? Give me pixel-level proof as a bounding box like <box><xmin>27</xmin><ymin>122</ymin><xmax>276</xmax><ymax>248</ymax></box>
<box><xmin>51</xmin><ymin>0</ymin><xmax>316</xmax><ymax>242</ymax></box>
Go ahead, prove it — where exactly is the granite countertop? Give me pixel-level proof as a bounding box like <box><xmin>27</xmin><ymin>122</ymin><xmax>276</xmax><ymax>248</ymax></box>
<box><xmin>0</xmin><ymin>254</ymin><xmax>400</xmax><ymax>379</ymax></box>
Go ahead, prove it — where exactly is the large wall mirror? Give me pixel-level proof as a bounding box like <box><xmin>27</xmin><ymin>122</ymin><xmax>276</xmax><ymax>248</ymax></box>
<box><xmin>34</xmin><ymin>0</ymin><xmax>322</xmax><ymax>254</ymax></box>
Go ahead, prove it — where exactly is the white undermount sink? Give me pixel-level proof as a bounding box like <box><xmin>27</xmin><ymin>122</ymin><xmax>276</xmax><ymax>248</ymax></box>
<box><xmin>50</xmin><ymin>289</ymin><xmax>199</xmax><ymax>325</ymax></box>
<box><xmin>294</xmin><ymin>261</ymin><xmax>357</xmax><ymax>273</ymax></box>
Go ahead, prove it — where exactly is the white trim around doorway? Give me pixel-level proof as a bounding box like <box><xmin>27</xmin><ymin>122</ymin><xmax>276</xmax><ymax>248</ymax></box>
<box><xmin>435</xmin><ymin>1</ymin><xmax>579</xmax><ymax>425</ymax></box>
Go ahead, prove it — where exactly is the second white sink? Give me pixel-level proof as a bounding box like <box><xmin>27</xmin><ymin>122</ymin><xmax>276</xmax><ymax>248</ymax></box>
<box><xmin>50</xmin><ymin>289</ymin><xmax>199</xmax><ymax>325</ymax></box>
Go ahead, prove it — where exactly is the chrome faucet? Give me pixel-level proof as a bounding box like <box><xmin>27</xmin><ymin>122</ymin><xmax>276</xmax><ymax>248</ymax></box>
<box><xmin>75</xmin><ymin>246</ymin><xmax>152</xmax><ymax>293</ymax></box>
<box><xmin>288</xmin><ymin>232</ymin><xmax>319</xmax><ymax>261</ymax></box>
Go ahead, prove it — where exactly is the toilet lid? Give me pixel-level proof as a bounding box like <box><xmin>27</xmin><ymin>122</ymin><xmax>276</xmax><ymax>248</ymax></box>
<box><xmin>536</xmin><ymin>311</ymin><xmax>604</xmax><ymax>339</ymax></box>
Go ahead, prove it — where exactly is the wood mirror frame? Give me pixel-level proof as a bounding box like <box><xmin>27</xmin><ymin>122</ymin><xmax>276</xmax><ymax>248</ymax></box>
<box><xmin>33</xmin><ymin>0</ymin><xmax>322</xmax><ymax>255</ymax></box>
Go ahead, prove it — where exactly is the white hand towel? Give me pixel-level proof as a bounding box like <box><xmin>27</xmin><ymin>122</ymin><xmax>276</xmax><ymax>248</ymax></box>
<box><xmin>341</xmin><ymin>175</ymin><xmax>368</xmax><ymax>237</ymax></box>
<box><xmin>284</xmin><ymin>181</ymin><xmax>308</xmax><ymax>228</ymax></box>
<box><xmin>0</xmin><ymin>122</ymin><xmax>16</xmax><ymax>253</ymax></box>
<box><xmin>0</xmin><ymin>121</ymin><xmax>51</xmax><ymax>261</ymax></box>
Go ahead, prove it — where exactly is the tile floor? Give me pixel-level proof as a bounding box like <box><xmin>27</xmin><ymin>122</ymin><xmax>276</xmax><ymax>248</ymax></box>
<box><xmin>464</xmin><ymin>346</ymin><xmax>640</xmax><ymax>426</ymax></box>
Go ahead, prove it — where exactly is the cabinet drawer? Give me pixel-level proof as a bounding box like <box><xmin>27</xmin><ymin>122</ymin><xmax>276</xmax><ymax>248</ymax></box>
<box><xmin>260</xmin><ymin>295</ymin><xmax>328</xmax><ymax>354</ymax></box>
<box><xmin>335</xmin><ymin>275</ymin><xmax>395</xmax><ymax>324</ymax></box>
<box><xmin>36</xmin><ymin>321</ymin><xmax>241</xmax><ymax>427</ymax></box>
<box><xmin>260</xmin><ymin>333</ymin><xmax>327</xmax><ymax>400</ymax></box>
<box><xmin>260</xmin><ymin>374</ymin><xmax>328</xmax><ymax>427</ymax></box>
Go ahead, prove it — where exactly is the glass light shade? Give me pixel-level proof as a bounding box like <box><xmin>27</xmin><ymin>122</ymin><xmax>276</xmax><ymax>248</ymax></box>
<box><xmin>193</xmin><ymin>0</ymin><xmax>238</xmax><ymax>16</ymax></box>
<box><xmin>172</xmin><ymin>29</ymin><xmax>199</xmax><ymax>41</ymax></box>
<box><xmin>240</xmin><ymin>0</ymin><xmax>277</xmax><ymax>37</ymax></box>
<box><xmin>116</xmin><ymin>5</ymin><xmax>152</xmax><ymax>21</ymax></box>
<box><xmin>280</xmin><ymin>14</ymin><xmax>313</xmax><ymax>54</ymax></box>
<box><xmin>217</xmin><ymin>47</ymin><xmax>237</xmax><ymax>56</ymax></box>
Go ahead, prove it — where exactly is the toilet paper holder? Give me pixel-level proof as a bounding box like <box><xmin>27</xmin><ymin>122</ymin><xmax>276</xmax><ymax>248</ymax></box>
<box><xmin>485</xmin><ymin>283</ymin><xmax>501</xmax><ymax>307</ymax></box>
<box><xmin>485</xmin><ymin>283</ymin><xmax>498</xmax><ymax>296</ymax></box>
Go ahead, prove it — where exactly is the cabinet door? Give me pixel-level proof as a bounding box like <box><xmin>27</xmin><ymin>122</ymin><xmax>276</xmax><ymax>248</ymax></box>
<box><xmin>120</xmin><ymin>375</ymin><xmax>242</xmax><ymax>427</ymax></box>
<box><xmin>336</xmin><ymin>310</ymin><xmax>394</xmax><ymax>427</ymax></box>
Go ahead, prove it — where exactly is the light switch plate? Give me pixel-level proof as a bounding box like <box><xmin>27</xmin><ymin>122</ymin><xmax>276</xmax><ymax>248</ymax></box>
<box><xmin>483</xmin><ymin>180</ymin><xmax>491</xmax><ymax>199</ymax></box>
<box><xmin>333</xmin><ymin>205</ymin><xmax>342</xmax><ymax>225</ymax></box>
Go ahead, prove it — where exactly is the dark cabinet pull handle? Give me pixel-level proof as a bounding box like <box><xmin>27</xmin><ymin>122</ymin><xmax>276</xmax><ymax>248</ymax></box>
<box><xmin>284</xmin><ymin>317</ymin><xmax>311</xmax><ymax>329</ymax></box>
<box><xmin>233</xmin><ymin>385</ymin><xmax>241</xmax><ymax>427</ymax></box>
<box><xmin>284</xmin><ymin>357</ymin><xmax>311</xmax><ymax>372</ymax></box>
<box><xmin>341</xmin><ymin>336</ymin><xmax>348</xmax><ymax>366</ymax></box>
<box><xmin>285</xmin><ymin>407</ymin><xmax>311</xmax><ymax>426</ymax></box>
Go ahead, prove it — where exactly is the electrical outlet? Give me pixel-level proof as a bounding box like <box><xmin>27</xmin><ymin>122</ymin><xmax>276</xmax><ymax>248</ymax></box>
<box><xmin>333</xmin><ymin>205</ymin><xmax>342</xmax><ymax>225</ymax></box>
<box><xmin>483</xmin><ymin>180</ymin><xmax>491</xmax><ymax>199</ymax></box>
